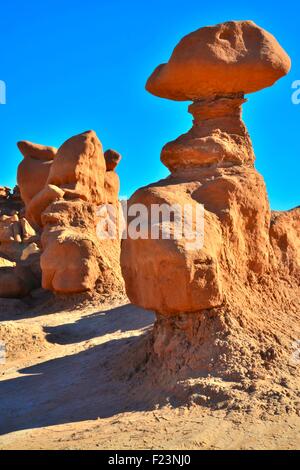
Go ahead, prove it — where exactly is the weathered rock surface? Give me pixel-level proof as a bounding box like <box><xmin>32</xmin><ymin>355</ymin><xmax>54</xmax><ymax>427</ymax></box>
<box><xmin>104</xmin><ymin>171</ymin><xmax>120</xmax><ymax>205</ymax></box>
<box><xmin>37</xmin><ymin>131</ymin><xmax>120</xmax><ymax>294</ymax></box>
<box><xmin>17</xmin><ymin>141</ymin><xmax>56</xmax><ymax>210</ymax></box>
<box><xmin>121</xmin><ymin>21</ymin><xmax>299</xmax><ymax>381</ymax></box>
<box><xmin>270</xmin><ymin>206</ymin><xmax>300</xmax><ymax>275</ymax></box>
<box><xmin>16</xmin><ymin>131</ymin><xmax>123</xmax><ymax>296</ymax></box>
<box><xmin>0</xmin><ymin>196</ymin><xmax>41</xmax><ymax>298</ymax></box>
<box><xmin>0</xmin><ymin>186</ymin><xmax>10</xmax><ymax>199</ymax></box>
<box><xmin>104</xmin><ymin>149</ymin><xmax>122</xmax><ymax>171</ymax></box>
<box><xmin>146</xmin><ymin>20</ymin><xmax>291</xmax><ymax>101</ymax></box>
<box><xmin>0</xmin><ymin>264</ymin><xmax>39</xmax><ymax>298</ymax></box>
<box><xmin>121</xmin><ymin>164</ymin><xmax>274</xmax><ymax>314</ymax></box>
<box><xmin>1</xmin><ymin>131</ymin><xmax>123</xmax><ymax>299</ymax></box>
<box><xmin>39</xmin><ymin>196</ymin><xmax>104</xmax><ymax>294</ymax></box>
<box><xmin>46</xmin><ymin>131</ymin><xmax>106</xmax><ymax>204</ymax></box>
<box><xmin>161</xmin><ymin>96</ymin><xmax>255</xmax><ymax>172</ymax></box>
<box><xmin>103</xmin><ymin>149</ymin><xmax>121</xmax><ymax>205</ymax></box>
<box><xmin>0</xmin><ymin>186</ymin><xmax>23</xmax><ymax>217</ymax></box>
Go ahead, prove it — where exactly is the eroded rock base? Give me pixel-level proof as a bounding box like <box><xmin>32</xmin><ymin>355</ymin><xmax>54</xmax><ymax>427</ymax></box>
<box><xmin>118</xmin><ymin>275</ymin><xmax>300</xmax><ymax>417</ymax></box>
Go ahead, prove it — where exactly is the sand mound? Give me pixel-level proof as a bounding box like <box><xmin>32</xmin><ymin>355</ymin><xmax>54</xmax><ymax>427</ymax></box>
<box><xmin>111</xmin><ymin>275</ymin><xmax>300</xmax><ymax>418</ymax></box>
<box><xmin>0</xmin><ymin>321</ymin><xmax>50</xmax><ymax>362</ymax></box>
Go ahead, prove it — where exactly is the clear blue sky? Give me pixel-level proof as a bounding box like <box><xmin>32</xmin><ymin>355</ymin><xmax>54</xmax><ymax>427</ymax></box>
<box><xmin>0</xmin><ymin>0</ymin><xmax>299</xmax><ymax>210</ymax></box>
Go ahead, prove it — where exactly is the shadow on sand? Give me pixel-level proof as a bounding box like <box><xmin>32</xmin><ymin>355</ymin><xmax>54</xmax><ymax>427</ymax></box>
<box><xmin>0</xmin><ymin>304</ymin><xmax>156</xmax><ymax>436</ymax></box>
<box><xmin>44</xmin><ymin>304</ymin><xmax>155</xmax><ymax>345</ymax></box>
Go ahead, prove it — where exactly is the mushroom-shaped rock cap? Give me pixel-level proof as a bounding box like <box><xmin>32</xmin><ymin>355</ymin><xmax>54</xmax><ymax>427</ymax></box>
<box><xmin>146</xmin><ymin>20</ymin><xmax>291</xmax><ymax>101</ymax></box>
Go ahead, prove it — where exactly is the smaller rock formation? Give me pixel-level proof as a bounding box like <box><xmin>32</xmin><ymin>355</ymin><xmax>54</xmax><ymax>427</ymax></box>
<box><xmin>146</xmin><ymin>20</ymin><xmax>290</xmax><ymax>101</ymax></box>
<box><xmin>104</xmin><ymin>149</ymin><xmax>122</xmax><ymax>205</ymax></box>
<box><xmin>1</xmin><ymin>132</ymin><xmax>123</xmax><ymax>300</ymax></box>
<box><xmin>0</xmin><ymin>190</ymin><xmax>41</xmax><ymax>298</ymax></box>
<box><xmin>17</xmin><ymin>140</ymin><xmax>56</xmax><ymax>213</ymax></box>
<box><xmin>0</xmin><ymin>185</ymin><xmax>23</xmax><ymax>216</ymax></box>
<box><xmin>38</xmin><ymin>130</ymin><xmax>107</xmax><ymax>294</ymax></box>
<box><xmin>0</xmin><ymin>186</ymin><xmax>10</xmax><ymax>199</ymax></box>
<box><xmin>270</xmin><ymin>207</ymin><xmax>300</xmax><ymax>275</ymax></box>
<box><xmin>16</xmin><ymin>131</ymin><xmax>123</xmax><ymax>296</ymax></box>
<box><xmin>104</xmin><ymin>149</ymin><xmax>122</xmax><ymax>171</ymax></box>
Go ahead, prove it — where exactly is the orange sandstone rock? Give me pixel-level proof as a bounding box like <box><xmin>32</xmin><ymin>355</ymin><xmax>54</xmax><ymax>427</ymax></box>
<box><xmin>161</xmin><ymin>95</ymin><xmax>255</xmax><ymax>172</ymax></box>
<box><xmin>12</xmin><ymin>130</ymin><xmax>123</xmax><ymax>298</ymax></box>
<box><xmin>17</xmin><ymin>141</ymin><xmax>56</xmax><ymax>209</ymax></box>
<box><xmin>40</xmin><ymin>226</ymin><xmax>101</xmax><ymax>294</ymax></box>
<box><xmin>270</xmin><ymin>207</ymin><xmax>300</xmax><ymax>276</ymax></box>
<box><xmin>104</xmin><ymin>149</ymin><xmax>122</xmax><ymax>171</ymax></box>
<box><xmin>0</xmin><ymin>187</ymin><xmax>10</xmax><ymax>199</ymax></box>
<box><xmin>26</xmin><ymin>184</ymin><xmax>65</xmax><ymax>227</ymax></box>
<box><xmin>5</xmin><ymin>129</ymin><xmax>122</xmax><ymax>299</ymax></box>
<box><xmin>120</xmin><ymin>22</ymin><xmax>300</xmax><ymax>393</ymax></box>
<box><xmin>104</xmin><ymin>172</ymin><xmax>120</xmax><ymax>205</ymax></box>
<box><xmin>121</xmin><ymin>182</ymin><xmax>224</xmax><ymax>314</ymax></box>
<box><xmin>146</xmin><ymin>20</ymin><xmax>291</xmax><ymax>101</ymax></box>
<box><xmin>22</xmin><ymin>131</ymin><xmax>123</xmax><ymax>295</ymax></box>
<box><xmin>121</xmin><ymin>21</ymin><xmax>295</xmax><ymax>320</ymax></box>
<box><xmin>47</xmin><ymin>131</ymin><xmax>106</xmax><ymax>205</ymax></box>
<box><xmin>0</xmin><ymin>205</ymin><xmax>41</xmax><ymax>298</ymax></box>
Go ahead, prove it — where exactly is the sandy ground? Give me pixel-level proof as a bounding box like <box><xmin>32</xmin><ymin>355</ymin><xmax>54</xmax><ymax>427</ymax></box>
<box><xmin>0</xmin><ymin>298</ymin><xmax>299</xmax><ymax>450</ymax></box>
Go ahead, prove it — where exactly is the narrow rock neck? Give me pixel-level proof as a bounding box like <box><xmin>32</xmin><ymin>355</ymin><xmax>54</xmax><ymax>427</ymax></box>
<box><xmin>160</xmin><ymin>93</ymin><xmax>255</xmax><ymax>173</ymax></box>
<box><xmin>188</xmin><ymin>94</ymin><xmax>249</xmax><ymax>137</ymax></box>
<box><xmin>189</xmin><ymin>94</ymin><xmax>246</xmax><ymax>123</ymax></box>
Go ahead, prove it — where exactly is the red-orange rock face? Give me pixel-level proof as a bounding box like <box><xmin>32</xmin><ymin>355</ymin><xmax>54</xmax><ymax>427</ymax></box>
<box><xmin>15</xmin><ymin>131</ymin><xmax>123</xmax><ymax>296</ymax></box>
<box><xmin>146</xmin><ymin>20</ymin><xmax>291</xmax><ymax>101</ymax></box>
<box><xmin>17</xmin><ymin>141</ymin><xmax>56</xmax><ymax>210</ymax></box>
<box><xmin>121</xmin><ymin>165</ymin><xmax>273</xmax><ymax>315</ymax></box>
<box><xmin>47</xmin><ymin>130</ymin><xmax>106</xmax><ymax>205</ymax></box>
<box><xmin>161</xmin><ymin>95</ymin><xmax>255</xmax><ymax>172</ymax></box>
<box><xmin>104</xmin><ymin>149</ymin><xmax>122</xmax><ymax>171</ymax></box>
<box><xmin>270</xmin><ymin>207</ymin><xmax>300</xmax><ymax>276</ymax></box>
<box><xmin>121</xmin><ymin>21</ymin><xmax>298</xmax><ymax>318</ymax></box>
<box><xmin>121</xmin><ymin>182</ymin><xmax>224</xmax><ymax>314</ymax></box>
<box><xmin>0</xmin><ymin>195</ymin><xmax>41</xmax><ymax>298</ymax></box>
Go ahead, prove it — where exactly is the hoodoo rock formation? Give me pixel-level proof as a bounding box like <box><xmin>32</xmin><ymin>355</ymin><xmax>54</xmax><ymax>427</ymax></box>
<box><xmin>0</xmin><ymin>187</ymin><xmax>41</xmax><ymax>298</ymax></box>
<box><xmin>17</xmin><ymin>141</ymin><xmax>56</xmax><ymax>210</ymax></box>
<box><xmin>121</xmin><ymin>21</ymin><xmax>300</xmax><ymax>389</ymax></box>
<box><xmin>18</xmin><ymin>131</ymin><xmax>123</xmax><ymax>296</ymax></box>
<box><xmin>104</xmin><ymin>149</ymin><xmax>122</xmax><ymax>205</ymax></box>
<box><xmin>0</xmin><ymin>131</ymin><xmax>124</xmax><ymax>299</ymax></box>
